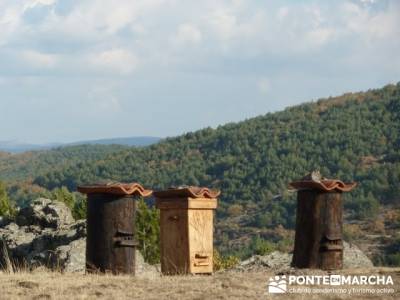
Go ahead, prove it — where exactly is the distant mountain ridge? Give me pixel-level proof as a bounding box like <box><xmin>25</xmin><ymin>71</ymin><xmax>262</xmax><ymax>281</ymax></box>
<box><xmin>0</xmin><ymin>136</ymin><xmax>161</xmax><ymax>153</ymax></box>
<box><xmin>0</xmin><ymin>141</ymin><xmax>60</xmax><ymax>153</ymax></box>
<box><xmin>69</xmin><ymin>136</ymin><xmax>161</xmax><ymax>147</ymax></box>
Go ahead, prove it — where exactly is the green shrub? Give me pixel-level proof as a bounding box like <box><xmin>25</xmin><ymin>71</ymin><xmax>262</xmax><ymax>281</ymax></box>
<box><xmin>51</xmin><ymin>186</ymin><xmax>75</xmax><ymax>209</ymax></box>
<box><xmin>213</xmin><ymin>249</ymin><xmax>240</xmax><ymax>271</ymax></box>
<box><xmin>72</xmin><ymin>193</ymin><xmax>87</xmax><ymax>220</ymax></box>
<box><xmin>135</xmin><ymin>198</ymin><xmax>160</xmax><ymax>264</ymax></box>
<box><xmin>386</xmin><ymin>253</ymin><xmax>400</xmax><ymax>266</ymax></box>
<box><xmin>250</xmin><ymin>235</ymin><xmax>275</xmax><ymax>256</ymax></box>
<box><xmin>50</xmin><ymin>186</ymin><xmax>86</xmax><ymax>220</ymax></box>
<box><xmin>0</xmin><ymin>181</ymin><xmax>15</xmax><ymax>217</ymax></box>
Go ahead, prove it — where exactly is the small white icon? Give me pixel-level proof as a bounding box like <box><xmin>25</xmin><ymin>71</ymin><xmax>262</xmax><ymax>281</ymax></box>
<box><xmin>330</xmin><ymin>275</ymin><xmax>341</xmax><ymax>286</ymax></box>
<box><xmin>268</xmin><ymin>275</ymin><xmax>287</xmax><ymax>293</ymax></box>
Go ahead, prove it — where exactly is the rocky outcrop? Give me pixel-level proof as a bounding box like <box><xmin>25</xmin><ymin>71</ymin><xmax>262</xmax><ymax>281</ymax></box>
<box><xmin>0</xmin><ymin>199</ymin><xmax>85</xmax><ymax>272</ymax></box>
<box><xmin>234</xmin><ymin>242</ymin><xmax>373</xmax><ymax>272</ymax></box>
<box><xmin>0</xmin><ymin>198</ymin><xmax>159</xmax><ymax>276</ymax></box>
<box><xmin>234</xmin><ymin>251</ymin><xmax>292</xmax><ymax>272</ymax></box>
<box><xmin>15</xmin><ymin>198</ymin><xmax>75</xmax><ymax>229</ymax></box>
<box><xmin>343</xmin><ymin>241</ymin><xmax>374</xmax><ymax>268</ymax></box>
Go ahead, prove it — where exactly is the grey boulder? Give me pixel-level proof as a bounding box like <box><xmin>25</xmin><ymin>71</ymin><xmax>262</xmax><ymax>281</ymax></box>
<box><xmin>233</xmin><ymin>241</ymin><xmax>373</xmax><ymax>272</ymax></box>
<box><xmin>15</xmin><ymin>198</ymin><xmax>74</xmax><ymax>229</ymax></box>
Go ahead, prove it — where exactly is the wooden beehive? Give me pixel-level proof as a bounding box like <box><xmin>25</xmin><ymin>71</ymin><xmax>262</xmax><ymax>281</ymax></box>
<box><xmin>154</xmin><ymin>187</ymin><xmax>219</xmax><ymax>275</ymax></box>
<box><xmin>292</xmin><ymin>190</ymin><xmax>344</xmax><ymax>270</ymax></box>
<box><xmin>78</xmin><ymin>182</ymin><xmax>153</xmax><ymax>275</ymax></box>
<box><xmin>289</xmin><ymin>172</ymin><xmax>356</xmax><ymax>270</ymax></box>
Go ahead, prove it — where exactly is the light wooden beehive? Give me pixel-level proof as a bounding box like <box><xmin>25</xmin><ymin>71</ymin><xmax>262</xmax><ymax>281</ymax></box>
<box><xmin>154</xmin><ymin>187</ymin><xmax>219</xmax><ymax>275</ymax></box>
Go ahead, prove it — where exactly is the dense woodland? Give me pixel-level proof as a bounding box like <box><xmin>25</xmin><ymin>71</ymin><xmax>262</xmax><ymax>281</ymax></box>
<box><xmin>0</xmin><ymin>83</ymin><xmax>399</xmax><ymax>265</ymax></box>
<box><xmin>0</xmin><ymin>145</ymin><xmax>128</xmax><ymax>181</ymax></box>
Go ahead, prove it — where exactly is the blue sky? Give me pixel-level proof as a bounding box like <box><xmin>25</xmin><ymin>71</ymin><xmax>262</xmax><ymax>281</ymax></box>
<box><xmin>0</xmin><ymin>0</ymin><xmax>399</xmax><ymax>143</ymax></box>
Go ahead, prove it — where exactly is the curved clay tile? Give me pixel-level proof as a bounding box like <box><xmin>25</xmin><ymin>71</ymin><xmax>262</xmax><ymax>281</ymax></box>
<box><xmin>289</xmin><ymin>179</ymin><xmax>357</xmax><ymax>192</ymax></box>
<box><xmin>153</xmin><ymin>186</ymin><xmax>221</xmax><ymax>199</ymax></box>
<box><xmin>77</xmin><ymin>182</ymin><xmax>153</xmax><ymax>197</ymax></box>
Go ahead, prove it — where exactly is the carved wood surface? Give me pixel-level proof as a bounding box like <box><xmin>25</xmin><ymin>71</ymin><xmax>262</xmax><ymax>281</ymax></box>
<box><xmin>292</xmin><ymin>191</ymin><xmax>343</xmax><ymax>270</ymax></box>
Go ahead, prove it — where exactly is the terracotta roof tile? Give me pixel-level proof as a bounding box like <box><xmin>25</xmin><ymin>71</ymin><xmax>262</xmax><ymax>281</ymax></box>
<box><xmin>153</xmin><ymin>186</ymin><xmax>221</xmax><ymax>199</ymax></box>
<box><xmin>289</xmin><ymin>180</ymin><xmax>357</xmax><ymax>192</ymax></box>
<box><xmin>77</xmin><ymin>182</ymin><xmax>153</xmax><ymax>197</ymax></box>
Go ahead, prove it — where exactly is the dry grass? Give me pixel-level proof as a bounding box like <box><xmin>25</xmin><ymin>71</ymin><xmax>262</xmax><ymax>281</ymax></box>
<box><xmin>0</xmin><ymin>267</ymin><xmax>398</xmax><ymax>300</ymax></box>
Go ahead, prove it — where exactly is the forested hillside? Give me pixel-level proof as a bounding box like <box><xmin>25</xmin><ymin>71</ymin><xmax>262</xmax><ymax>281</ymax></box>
<box><xmin>31</xmin><ymin>83</ymin><xmax>400</xmax><ymax>222</ymax></box>
<box><xmin>1</xmin><ymin>83</ymin><xmax>399</xmax><ymax>263</ymax></box>
<box><xmin>0</xmin><ymin>145</ymin><xmax>127</xmax><ymax>181</ymax></box>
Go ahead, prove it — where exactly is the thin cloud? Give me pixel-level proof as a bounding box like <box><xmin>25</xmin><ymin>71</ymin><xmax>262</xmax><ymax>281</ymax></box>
<box><xmin>21</xmin><ymin>50</ymin><xmax>58</xmax><ymax>68</ymax></box>
<box><xmin>89</xmin><ymin>49</ymin><xmax>139</xmax><ymax>75</ymax></box>
<box><xmin>0</xmin><ymin>0</ymin><xmax>398</xmax><ymax>142</ymax></box>
<box><xmin>258</xmin><ymin>77</ymin><xmax>271</xmax><ymax>95</ymax></box>
<box><xmin>172</xmin><ymin>23</ymin><xmax>202</xmax><ymax>46</ymax></box>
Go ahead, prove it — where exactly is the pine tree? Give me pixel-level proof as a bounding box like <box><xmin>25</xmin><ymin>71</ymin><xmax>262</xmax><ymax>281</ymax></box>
<box><xmin>135</xmin><ymin>198</ymin><xmax>160</xmax><ymax>264</ymax></box>
<box><xmin>0</xmin><ymin>181</ymin><xmax>13</xmax><ymax>217</ymax></box>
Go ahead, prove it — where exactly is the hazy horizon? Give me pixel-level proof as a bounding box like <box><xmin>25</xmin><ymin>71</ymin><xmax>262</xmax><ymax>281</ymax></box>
<box><xmin>0</xmin><ymin>135</ymin><xmax>161</xmax><ymax>146</ymax></box>
<box><xmin>0</xmin><ymin>81</ymin><xmax>397</xmax><ymax>145</ymax></box>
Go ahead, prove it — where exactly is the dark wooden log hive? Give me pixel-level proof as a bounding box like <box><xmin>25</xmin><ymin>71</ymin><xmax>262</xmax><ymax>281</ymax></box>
<box><xmin>290</xmin><ymin>172</ymin><xmax>356</xmax><ymax>270</ymax></box>
<box><xmin>78</xmin><ymin>183</ymin><xmax>152</xmax><ymax>275</ymax></box>
<box><xmin>292</xmin><ymin>190</ymin><xmax>343</xmax><ymax>270</ymax></box>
